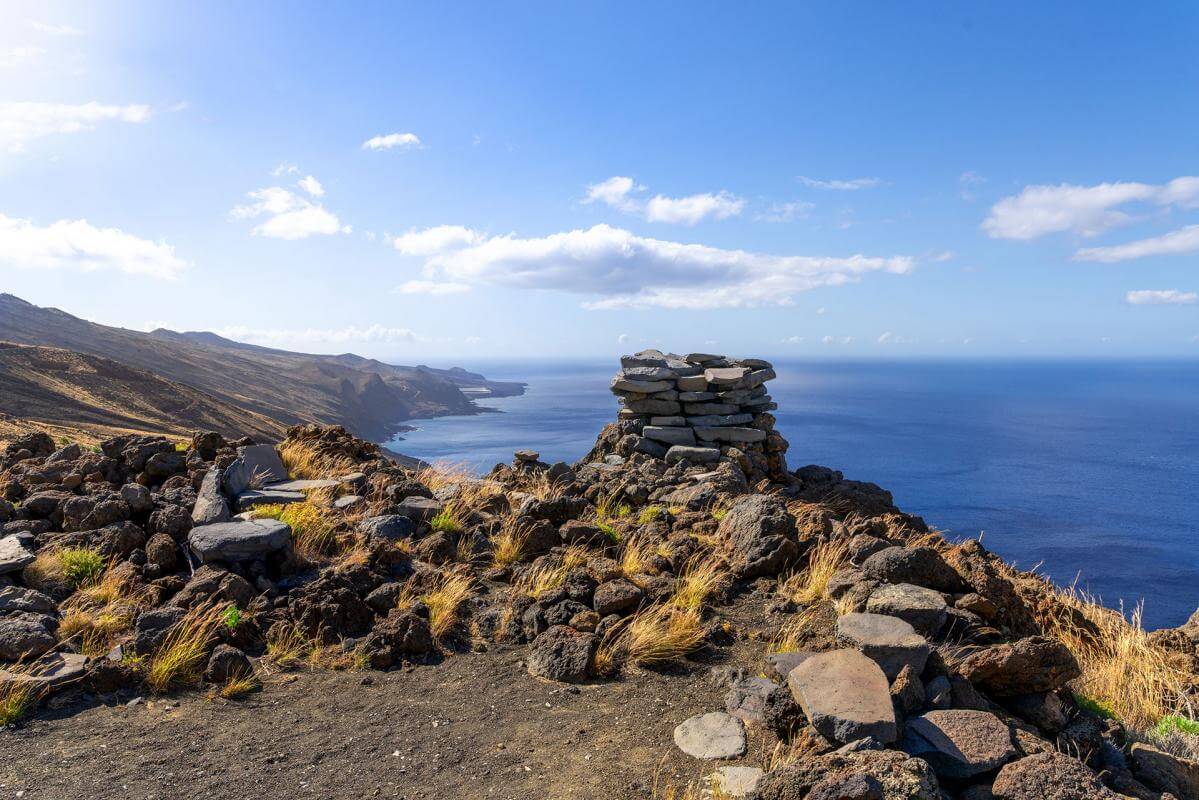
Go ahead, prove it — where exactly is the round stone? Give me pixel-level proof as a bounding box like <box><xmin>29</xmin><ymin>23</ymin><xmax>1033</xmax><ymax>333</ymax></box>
<box><xmin>673</xmin><ymin>712</ymin><xmax>747</xmax><ymax>760</ymax></box>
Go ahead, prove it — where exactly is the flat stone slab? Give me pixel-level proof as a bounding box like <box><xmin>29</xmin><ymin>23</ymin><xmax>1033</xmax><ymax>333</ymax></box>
<box><xmin>0</xmin><ymin>535</ymin><xmax>36</xmax><ymax>575</ymax></box>
<box><xmin>665</xmin><ymin>445</ymin><xmax>722</xmax><ymax>465</ymax></box>
<box><xmin>866</xmin><ymin>583</ymin><xmax>948</xmax><ymax>637</ymax></box>
<box><xmin>625</xmin><ymin>398</ymin><xmax>682</xmax><ymax>416</ymax></box>
<box><xmin>836</xmin><ymin>612</ymin><xmax>931</xmax><ymax>680</ymax></box>
<box><xmin>678</xmin><ymin>391</ymin><xmax>716</xmax><ymax>402</ymax></box>
<box><xmin>673</xmin><ymin>712</ymin><xmax>747</xmax><ymax>760</ymax></box>
<box><xmin>787</xmin><ymin>649</ymin><xmax>897</xmax><ymax>744</ymax></box>
<box><xmin>711</xmin><ymin>766</ymin><xmax>764</xmax><ymax>797</ymax></box>
<box><xmin>622</xmin><ymin>366</ymin><xmax>677</xmax><ymax>382</ymax></box>
<box><xmin>643</xmin><ymin>425</ymin><xmax>696</xmax><ymax>446</ymax></box>
<box><xmin>704</xmin><ymin>366</ymin><xmax>749</xmax><ymax>385</ymax></box>
<box><xmin>267</xmin><ymin>479</ymin><xmax>339</xmax><ymax>492</ymax></box>
<box><xmin>686</xmin><ymin>413</ymin><xmax>753</xmax><ymax>427</ymax></box>
<box><xmin>395</xmin><ymin>496</ymin><xmax>444</xmax><ymax>522</ymax></box>
<box><xmin>188</xmin><ymin>518</ymin><xmax>291</xmax><ymax>563</ymax></box>
<box><xmin>902</xmin><ymin>709</ymin><xmax>1018</xmax><ymax>780</ymax></box>
<box><xmin>649</xmin><ymin>416</ymin><xmax>687</xmax><ymax>427</ymax></box>
<box><xmin>0</xmin><ymin>652</ymin><xmax>88</xmax><ymax>691</ymax></box>
<box><xmin>236</xmin><ymin>488</ymin><xmax>306</xmax><ymax>512</ymax></box>
<box><xmin>695</xmin><ymin>426</ymin><xmax>767</xmax><ymax>444</ymax></box>
<box><xmin>612</xmin><ymin>377</ymin><xmax>672</xmax><ymax>393</ymax></box>
<box><xmin>683</xmin><ymin>402</ymin><xmax>741</xmax><ymax>416</ymax></box>
<box><xmin>676</xmin><ymin>375</ymin><xmax>708</xmax><ymax>392</ymax></box>
<box><xmin>333</xmin><ymin>495</ymin><xmax>364</xmax><ymax>510</ymax></box>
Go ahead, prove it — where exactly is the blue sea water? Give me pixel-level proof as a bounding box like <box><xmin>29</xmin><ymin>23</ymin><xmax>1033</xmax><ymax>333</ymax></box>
<box><xmin>390</xmin><ymin>360</ymin><xmax>1199</xmax><ymax>629</ymax></box>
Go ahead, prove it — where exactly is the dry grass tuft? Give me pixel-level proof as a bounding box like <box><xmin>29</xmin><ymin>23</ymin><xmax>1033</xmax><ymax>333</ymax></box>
<box><xmin>595</xmin><ymin>494</ymin><xmax>632</xmax><ymax>523</ymax></box>
<box><xmin>778</xmin><ymin>537</ymin><xmax>851</xmax><ymax>606</ymax></box>
<box><xmin>512</xmin><ymin>547</ymin><xmax>589</xmax><ymax>599</ymax></box>
<box><xmin>597</xmin><ymin>604</ymin><xmax>705</xmax><ymax>672</ymax></box>
<box><xmin>1036</xmin><ymin>585</ymin><xmax>1196</xmax><ymax>732</ymax></box>
<box><xmin>216</xmin><ymin>670</ymin><xmax>261</xmax><ymax>699</ymax></box>
<box><xmin>251</xmin><ymin>501</ymin><xmax>341</xmax><ymax>559</ymax></box>
<box><xmin>670</xmin><ymin>554</ymin><xmax>729</xmax><ymax>612</ymax></box>
<box><xmin>398</xmin><ymin>570</ymin><xmax>475</xmax><ymax>638</ymax></box>
<box><xmin>770</xmin><ymin>605</ymin><xmax>826</xmax><ymax>654</ymax></box>
<box><xmin>279</xmin><ymin>440</ymin><xmax>357</xmax><ymax>480</ymax></box>
<box><xmin>59</xmin><ymin>563</ymin><xmax>149</xmax><ymax>656</ymax></box>
<box><xmin>619</xmin><ymin>534</ymin><xmax>659</xmax><ymax>579</ymax></box>
<box><xmin>490</xmin><ymin>519</ymin><xmax>532</xmax><ymax>567</ymax></box>
<box><xmin>263</xmin><ymin>625</ymin><xmax>310</xmax><ymax>671</ymax></box>
<box><xmin>0</xmin><ymin>671</ymin><xmax>42</xmax><ymax>727</ymax></box>
<box><xmin>25</xmin><ymin>546</ymin><xmax>106</xmax><ymax>589</ymax></box>
<box><xmin>146</xmin><ymin>605</ymin><xmax>225</xmax><ymax>693</ymax></box>
<box><xmin>514</xmin><ymin>469</ymin><xmax>566</xmax><ymax>501</ymax></box>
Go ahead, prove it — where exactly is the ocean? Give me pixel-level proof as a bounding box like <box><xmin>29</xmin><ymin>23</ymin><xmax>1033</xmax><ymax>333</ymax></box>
<box><xmin>389</xmin><ymin>360</ymin><xmax>1199</xmax><ymax>630</ymax></box>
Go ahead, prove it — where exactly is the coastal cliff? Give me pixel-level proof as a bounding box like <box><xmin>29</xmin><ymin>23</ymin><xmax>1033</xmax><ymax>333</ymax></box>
<box><xmin>0</xmin><ymin>352</ymin><xmax>1195</xmax><ymax>800</ymax></box>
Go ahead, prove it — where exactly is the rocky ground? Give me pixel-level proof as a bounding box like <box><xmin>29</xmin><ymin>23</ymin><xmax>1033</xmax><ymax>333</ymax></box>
<box><xmin>2</xmin><ymin>350</ymin><xmax>1199</xmax><ymax>799</ymax></box>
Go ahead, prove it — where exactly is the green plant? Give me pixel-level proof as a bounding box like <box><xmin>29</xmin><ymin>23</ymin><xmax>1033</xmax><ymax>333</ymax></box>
<box><xmin>1152</xmin><ymin>715</ymin><xmax>1199</xmax><ymax>737</ymax></box>
<box><xmin>1074</xmin><ymin>693</ymin><xmax>1117</xmax><ymax>720</ymax></box>
<box><xmin>637</xmin><ymin>505</ymin><xmax>663</xmax><ymax>525</ymax></box>
<box><xmin>596</xmin><ymin>520</ymin><xmax>618</xmax><ymax>544</ymax></box>
<box><xmin>174</xmin><ymin>441</ymin><xmax>189</xmax><ymax>453</ymax></box>
<box><xmin>429</xmin><ymin>504</ymin><xmax>463</xmax><ymax>534</ymax></box>
<box><xmin>222</xmin><ymin>605</ymin><xmax>244</xmax><ymax>630</ymax></box>
<box><xmin>252</xmin><ymin>502</ymin><xmax>340</xmax><ymax>558</ymax></box>
<box><xmin>58</xmin><ymin>547</ymin><xmax>105</xmax><ymax>588</ymax></box>
<box><xmin>711</xmin><ymin>508</ymin><xmax>727</xmax><ymax>522</ymax></box>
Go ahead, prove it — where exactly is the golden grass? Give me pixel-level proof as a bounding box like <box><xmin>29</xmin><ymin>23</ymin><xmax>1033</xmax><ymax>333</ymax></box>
<box><xmin>264</xmin><ymin>624</ymin><xmax>310</xmax><ymax>671</ymax></box>
<box><xmin>278</xmin><ymin>440</ymin><xmax>357</xmax><ymax>480</ymax></box>
<box><xmin>670</xmin><ymin>554</ymin><xmax>729</xmax><ymax>612</ymax></box>
<box><xmin>596</xmin><ymin>604</ymin><xmax>705</xmax><ymax>671</ymax></box>
<box><xmin>0</xmin><ymin>675</ymin><xmax>40</xmax><ymax>726</ymax></box>
<box><xmin>769</xmin><ymin>605</ymin><xmax>824</xmax><ymax>654</ymax></box>
<box><xmin>490</xmin><ymin>520</ymin><xmax>532</xmax><ymax>567</ymax></box>
<box><xmin>58</xmin><ymin>563</ymin><xmax>149</xmax><ymax>656</ymax></box>
<box><xmin>146</xmin><ymin>605</ymin><xmax>224</xmax><ymax>694</ymax></box>
<box><xmin>619</xmin><ymin>534</ymin><xmax>658</xmax><ymax>579</ymax></box>
<box><xmin>1036</xmin><ymin>585</ymin><xmax>1195</xmax><ymax>731</ymax></box>
<box><xmin>399</xmin><ymin>571</ymin><xmax>474</xmax><ymax>638</ymax></box>
<box><xmin>514</xmin><ymin>469</ymin><xmax>567</xmax><ymax>501</ymax></box>
<box><xmin>595</xmin><ymin>494</ymin><xmax>632</xmax><ymax>522</ymax></box>
<box><xmin>511</xmin><ymin>546</ymin><xmax>589</xmax><ymax>599</ymax></box>
<box><xmin>777</xmin><ymin>537</ymin><xmax>851</xmax><ymax>606</ymax></box>
<box><xmin>308</xmin><ymin>643</ymin><xmax>369</xmax><ymax>671</ymax></box>
<box><xmin>252</xmin><ymin>501</ymin><xmax>341</xmax><ymax>559</ymax></box>
<box><xmin>637</xmin><ymin>505</ymin><xmax>664</xmax><ymax>525</ymax></box>
<box><xmin>216</xmin><ymin>670</ymin><xmax>261</xmax><ymax>699</ymax></box>
<box><xmin>25</xmin><ymin>547</ymin><xmax>106</xmax><ymax>589</ymax></box>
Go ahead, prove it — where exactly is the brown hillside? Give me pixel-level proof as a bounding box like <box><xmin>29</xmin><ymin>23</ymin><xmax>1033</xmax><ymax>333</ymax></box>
<box><xmin>0</xmin><ymin>342</ymin><xmax>284</xmax><ymax>442</ymax></box>
<box><xmin>0</xmin><ymin>294</ymin><xmax>524</xmax><ymax>441</ymax></box>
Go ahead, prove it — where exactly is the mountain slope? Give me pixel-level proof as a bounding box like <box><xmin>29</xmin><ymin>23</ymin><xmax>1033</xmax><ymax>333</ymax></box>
<box><xmin>0</xmin><ymin>294</ymin><xmax>523</xmax><ymax>441</ymax></box>
<box><xmin>0</xmin><ymin>342</ymin><xmax>284</xmax><ymax>441</ymax></box>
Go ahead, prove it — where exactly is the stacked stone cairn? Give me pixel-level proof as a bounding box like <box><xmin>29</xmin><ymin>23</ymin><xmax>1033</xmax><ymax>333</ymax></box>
<box><xmin>609</xmin><ymin>350</ymin><xmax>790</xmax><ymax>484</ymax></box>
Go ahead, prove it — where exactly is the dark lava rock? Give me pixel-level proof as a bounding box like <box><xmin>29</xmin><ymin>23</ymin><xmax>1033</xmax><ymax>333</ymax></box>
<box><xmin>991</xmin><ymin>752</ymin><xmax>1117</xmax><ymax>799</ymax></box>
<box><xmin>206</xmin><ymin>644</ymin><xmax>253</xmax><ymax>682</ymax></box>
<box><xmin>526</xmin><ymin>624</ymin><xmax>596</xmax><ymax>683</ymax></box>
<box><xmin>363</xmin><ymin>611</ymin><xmax>434</xmax><ymax>669</ymax></box>
<box><xmin>958</xmin><ymin>636</ymin><xmax>1080</xmax><ymax>696</ymax></box>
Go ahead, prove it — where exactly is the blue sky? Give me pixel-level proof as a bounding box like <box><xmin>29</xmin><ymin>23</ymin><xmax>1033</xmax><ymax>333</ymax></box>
<box><xmin>1</xmin><ymin>1</ymin><xmax>1197</xmax><ymax>361</ymax></box>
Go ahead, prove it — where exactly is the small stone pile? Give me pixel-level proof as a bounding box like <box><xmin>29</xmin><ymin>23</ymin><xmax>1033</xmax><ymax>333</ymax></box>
<box><xmin>607</xmin><ymin>350</ymin><xmax>789</xmax><ymax>484</ymax></box>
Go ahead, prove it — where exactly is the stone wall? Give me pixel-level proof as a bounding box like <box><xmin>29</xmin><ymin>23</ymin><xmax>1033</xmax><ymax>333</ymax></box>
<box><xmin>606</xmin><ymin>350</ymin><xmax>790</xmax><ymax>484</ymax></box>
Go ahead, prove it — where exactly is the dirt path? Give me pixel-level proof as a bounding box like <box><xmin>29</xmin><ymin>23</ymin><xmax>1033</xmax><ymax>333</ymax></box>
<box><xmin>1</xmin><ymin>638</ymin><xmax>775</xmax><ymax>800</ymax></box>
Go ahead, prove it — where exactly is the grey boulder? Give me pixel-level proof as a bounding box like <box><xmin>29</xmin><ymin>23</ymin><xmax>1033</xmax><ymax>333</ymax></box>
<box><xmin>902</xmin><ymin>709</ymin><xmax>1018</xmax><ymax>780</ymax></box>
<box><xmin>786</xmin><ymin>649</ymin><xmax>898</xmax><ymax>744</ymax></box>
<box><xmin>188</xmin><ymin>518</ymin><xmax>291</xmax><ymax>563</ymax></box>
<box><xmin>835</xmin><ymin>612</ymin><xmax>931</xmax><ymax>680</ymax></box>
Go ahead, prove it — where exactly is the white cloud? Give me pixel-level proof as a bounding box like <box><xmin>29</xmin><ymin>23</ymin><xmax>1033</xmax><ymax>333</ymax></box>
<box><xmin>1075</xmin><ymin>224</ymin><xmax>1199</xmax><ymax>263</ymax></box>
<box><xmin>0</xmin><ymin>214</ymin><xmax>187</xmax><ymax>279</ymax></box>
<box><xmin>644</xmin><ymin>191</ymin><xmax>745</xmax><ymax>225</ymax></box>
<box><xmin>877</xmin><ymin>332</ymin><xmax>895</xmax><ymax>344</ymax></box>
<box><xmin>230</xmin><ymin>178</ymin><xmax>349</xmax><ymax>240</ymax></box>
<box><xmin>214</xmin><ymin>325</ymin><xmax>421</xmax><ymax>347</ymax></box>
<box><xmin>932</xmin><ymin>250</ymin><xmax>955</xmax><ymax>262</ymax></box>
<box><xmin>781</xmin><ymin>336</ymin><xmax>804</xmax><ymax>344</ymax></box>
<box><xmin>0</xmin><ymin>101</ymin><xmax>152</xmax><ymax>152</ymax></box>
<box><xmin>584</xmin><ymin>175</ymin><xmax>745</xmax><ymax>225</ymax></box>
<box><xmin>877</xmin><ymin>331</ymin><xmax>915</xmax><ymax>344</ymax></box>
<box><xmin>815</xmin><ymin>307</ymin><xmax>826</xmax><ymax>315</ymax></box>
<box><xmin>758</xmin><ymin>201</ymin><xmax>814</xmax><ymax>223</ymax></box>
<box><xmin>272</xmin><ymin>162</ymin><xmax>299</xmax><ymax>176</ymax></box>
<box><xmin>1125</xmin><ymin>289</ymin><xmax>1197</xmax><ymax>306</ymax></box>
<box><xmin>298</xmin><ymin>175</ymin><xmax>324</xmax><ymax>197</ymax></box>
<box><xmin>982</xmin><ymin>177</ymin><xmax>1199</xmax><ymax>240</ymax></box>
<box><xmin>797</xmin><ymin>176</ymin><xmax>882</xmax><ymax>191</ymax></box>
<box><xmin>617</xmin><ymin>333</ymin><xmax>630</xmax><ymax>345</ymax></box>
<box><xmin>0</xmin><ymin>46</ymin><xmax>46</xmax><ymax>68</ymax></box>
<box><xmin>821</xmin><ymin>335</ymin><xmax>854</xmax><ymax>345</ymax></box>
<box><xmin>362</xmin><ymin>132</ymin><xmax>421</xmax><ymax>151</ymax></box>
<box><xmin>395</xmin><ymin>280</ymin><xmax>471</xmax><ymax>295</ymax></box>
<box><xmin>404</xmin><ymin>223</ymin><xmax>911</xmax><ymax>310</ymax></box>
<box><xmin>393</xmin><ymin>225</ymin><xmax>485</xmax><ymax>256</ymax></box>
<box><xmin>959</xmin><ymin>171</ymin><xmax>986</xmax><ymax>202</ymax></box>
<box><xmin>27</xmin><ymin>20</ymin><xmax>84</xmax><ymax>36</ymax></box>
